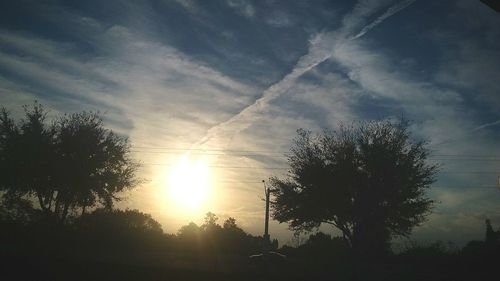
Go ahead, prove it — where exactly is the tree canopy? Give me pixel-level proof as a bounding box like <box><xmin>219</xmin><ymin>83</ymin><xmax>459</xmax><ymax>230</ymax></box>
<box><xmin>0</xmin><ymin>103</ymin><xmax>138</xmax><ymax>223</ymax></box>
<box><xmin>270</xmin><ymin>119</ymin><xmax>437</xmax><ymax>255</ymax></box>
<box><xmin>175</xmin><ymin>212</ymin><xmax>269</xmax><ymax>255</ymax></box>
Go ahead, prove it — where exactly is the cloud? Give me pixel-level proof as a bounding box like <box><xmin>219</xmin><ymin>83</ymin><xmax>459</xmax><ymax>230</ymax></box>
<box><xmin>194</xmin><ymin>0</ymin><xmax>419</xmax><ymax>150</ymax></box>
<box><xmin>226</xmin><ymin>0</ymin><xmax>255</xmax><ymax>18</ymax></box>
<box><xmin>0</xmin><ymin>18</ymin><xmax>271</xmax><ymax>231</ymax></box>
<box><xmin>265</xmin><ymin>11</ymin><xmax>295</xmax><ymax>28</ymax></box>
<box><xmin>413</xmin><ymin>187</ymin><xmax>500</xmax><ymax>245</ymax></box>
<box><xmin>172</xmin><ymin>0</ymin><xmax>199</xmax><ymax>13</ymax></box>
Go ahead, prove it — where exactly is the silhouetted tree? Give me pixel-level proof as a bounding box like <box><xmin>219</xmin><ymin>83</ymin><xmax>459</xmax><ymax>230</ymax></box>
<box><xmin>270</xmin><ymin>119</ymin><xmax>437</xmax><ymax>256</ymax></box>
<box><xmin>175</xmin><ymin>213</ymin><xmax>263</xmax><ymax>255</ymax></box>
<box><xmin>75</xmin><ymin>208</ymin><xmax>162</xmax><ymax>234</ymax></box>
<box><xmin>222</xmin><ymin>216</ymin><xmax>246</xmax><ymax>234</ymax></box>
<box><xmin>178</xmin><ymin>222</ymin><xmax>202</xmax><ymax>237</ymax></box>
<box><xmin>0</xmin><ymin>103</ymin><xmax>56</xmax><ymax>220</ymax></box>
<box><xmin>306</xmin><ymin>232</ymin><xmax>333</xmax><ymax>246</ymax></box>
<box><xmin>271</xmin><ymin>238</ymin><xmax>279</xmax><ymax>250</ymax></box>
<box><xmin>54</xmin><ymin>111</ymin><xmax>138</xmax><ymax>219</ymax></box>
<box><xmin>0</xmin><ymin>103</ymin><xmax>139</xmax><ymax>223</ymax></box>
<box><xmin>0</xmin><ymin>196</ymin><xmax>35</xmax><ymax>224</ymax></box>
<box><xmin>485</xmin><ymin>219</ymin><xmax>499</xmax><ymax>245</ymax></box>
<box><xmin>223</xmin><ymin>217</ymin><xmax>238</xmax><ymax>230</ymax></box>
<box><xmin>202</xmin><ymin>211</ymin><xmax>219</xmax><ymax>230</ymax></box>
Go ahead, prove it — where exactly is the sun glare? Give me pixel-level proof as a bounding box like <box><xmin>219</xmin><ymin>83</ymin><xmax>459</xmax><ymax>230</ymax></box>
<box><xmin>167</xmin><ymin>156</ymin><xmax>211</xmax><ymax>210</ymax></box>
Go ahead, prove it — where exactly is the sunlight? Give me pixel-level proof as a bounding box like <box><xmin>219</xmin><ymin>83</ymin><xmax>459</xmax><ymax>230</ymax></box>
<box><xmin>167</xmin><ymin>155</ymin><xmax>211</xmax><ymax>211</ymax></box>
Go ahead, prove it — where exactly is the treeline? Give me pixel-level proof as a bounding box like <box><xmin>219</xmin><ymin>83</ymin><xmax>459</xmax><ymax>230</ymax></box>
<box><xmin>0</xmin><ymin>206</ymin><xmax>275</xmax><ymax>280</ymax></box>
<box><xmin>174</xmin><ymin>212</ymin><xmax>278</xmax><ymax>254</ymax></box>
<box><xmin>281</xmin><ymin>225</ymin><xmax>500</xmax><ymax>280</ymax></box>
<box><xmin>3</xmin><ymin>204</ymin><xmax>499</xmax><ymax>280</ymax></box>
<box><xmin>1</xmin><ymin>208</ymin><xmax>276</xmax><ymax>258</ymax></box>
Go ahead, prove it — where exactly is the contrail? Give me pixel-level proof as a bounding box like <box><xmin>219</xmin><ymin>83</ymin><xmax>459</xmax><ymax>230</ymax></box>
<box><xmin>194</xmin><ymin>39</ymin><xmax>334</xmax><ymax>148</ymax></box>
<box><xmin>351</xmin><ymin>0</ymin><xmax>416</xmax><ymax>40</ymax></box>
<box><xmin>194</xmin><ymin>0</ymin><xmax>417</xmax><ymax>149</ymax></box>
<box><xmin>431</xmin><ymin>119</ymin><xmax>500</xmax><ymax>148</ymax></box>
<box><xmin>473</xmin><ymin>119</ymin><xmax>500</xmax><ymax>131</ymax></box>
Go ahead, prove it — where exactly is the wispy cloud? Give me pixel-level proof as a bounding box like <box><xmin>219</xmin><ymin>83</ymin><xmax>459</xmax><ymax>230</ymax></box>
<box><xmin>265</xmin><ymin>11</ymin><xmax>295</xmax><ymax>28</ymax></box>
<box><xmin>226</xmin><ymin>0</ymin><xmax>255</xmax><ymax>18</ymax></box>
<box><xmin>195</xmin><ymin>0</ymin><xmax>418</xmax><ymax>149</ymax></box>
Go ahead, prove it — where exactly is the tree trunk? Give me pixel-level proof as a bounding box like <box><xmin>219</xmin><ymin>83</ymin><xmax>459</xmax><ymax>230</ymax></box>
<box><xmin>54</xmin><ymin>192</ymin><xmax>61</xmax><ymax>217</ymax></box>
<box><xmin>47</xmin><ymin>191</ymin><xmax>54</xmax><ymax>212</ymax></box>
<box><xmin>61</xmin><ymin>202</ymin><xmax>70</xmax><ymax>223</ymax></box>
<box><xmin>37</xmin><ymin>193</ymin><xmax>47</xmax><ymax>211</ymax></box>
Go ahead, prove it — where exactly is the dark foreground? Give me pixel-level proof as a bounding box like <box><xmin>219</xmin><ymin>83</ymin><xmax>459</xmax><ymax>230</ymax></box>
<box><xmin>2</xmin><ymin>246</ymin><xmax>499</xmax><ymax>281</ymax></box>
<box><xmin>2</xmin><ymin>216</ymin><xmax>500</xmax><ymax>281</ymax></box>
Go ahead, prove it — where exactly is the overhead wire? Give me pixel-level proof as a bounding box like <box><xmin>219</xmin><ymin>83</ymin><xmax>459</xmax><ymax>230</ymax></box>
<box><xmin>130</xmin><ymin>147</ymin><xmax>500</xmax><ymax>159</ymax></box>
<box><xmin>130</xmin><ymin>146</ymin><xmax>499</xmax><ymax>189</ymax></box>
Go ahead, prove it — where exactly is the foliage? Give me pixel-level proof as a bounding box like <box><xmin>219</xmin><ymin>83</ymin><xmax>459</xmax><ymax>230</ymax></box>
<box><xmin>0</xmin><ymin>195</ymin><xmax>36</xmax><ymax>224</ymax></box>
<box><xmin>0</xmin><ymin>103</ymin><xmax>138</xmax><ymax>223</ymax></box>
<box><xmin>175</xmin><ymin>213</ymin><xmax>268</xmax><ymax>255</ymax></box>
<box><xmin>270</xmin><ymin>119</ymin><xmax>437</xmax><ymax>255</ymax></box>
<box><xmin>202</xmin><ymin>211</ymin><xmax>219</xmax><ymax>230</ymax></box>
<box><xmin>485</xmin><ymin>219</ymin><xmax>500</xmax><ymax>244</ymax></box>
<box><xmin>400</xmin><ymin>240</ymin><xmax>457</xmax><ymax>257</ymax></box>
<box><xmin>74</xmin><ymin>208</ymin><xmax>163</xmax><ymax>234</ymax></box>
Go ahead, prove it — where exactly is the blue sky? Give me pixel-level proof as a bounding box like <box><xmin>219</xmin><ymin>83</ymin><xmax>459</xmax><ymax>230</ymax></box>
<box><xmin>0</xmin><ymin>0</ymin><xmax>499</xmax><ymax>245</ymax></box>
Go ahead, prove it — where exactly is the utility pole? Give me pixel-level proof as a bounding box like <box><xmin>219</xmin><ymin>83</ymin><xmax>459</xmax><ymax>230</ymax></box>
<box><xmin>249</xmin><ymin>180</ymin><xmax>286</xmax><ymax>261</ymax></box>
<box><xmin>263</xmin><ymin>180</ymin><xmax>271</xmax><ymax>254</ymax></box>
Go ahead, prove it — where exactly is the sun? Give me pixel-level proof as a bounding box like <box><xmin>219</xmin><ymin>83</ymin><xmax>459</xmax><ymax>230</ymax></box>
<box><xmin>167</xmin><ymin>156</ymin><xmax>211</xmax><ymax>210</ymax></box>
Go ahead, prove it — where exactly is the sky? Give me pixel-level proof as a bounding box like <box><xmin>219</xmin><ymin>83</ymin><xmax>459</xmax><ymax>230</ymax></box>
<box><xmin>0</xmin><ymin>0</ymin><xmax>499</xmax><ymax>246</ymax></box>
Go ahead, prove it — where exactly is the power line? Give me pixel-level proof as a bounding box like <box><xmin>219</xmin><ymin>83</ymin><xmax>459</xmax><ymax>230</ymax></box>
<box><xmin>130</xmin><ymin>182</ymin><xmax>498</xmax><ymax>189</ymax></box>
<box><xmin>133</xmin><ymin>153</ymin><xmax>500</xmax><ymax>162</ymax></box>
<box><xmin>430</xmin><ymin>185</ymin><xmax>498</xmax><ymax>189</ymax></box>
<box><xmin>437</xmin><ymin>171</ymin><xmax>500</xmax><ymax>175</ymax></box>
<box><xmin>131</xmin><ymin>149</ymin><xmax>500</xmax><ymax>161</ymax></box>
<box><xmin>133</xmin><ymin>152</ymin><xmax>500</xmax><ymax>161</ymax></box>
<box><xmin>141</xmin><ymin>163</ymin><xmax>289</xmax><ymax>169</ymax></box>
<box><xmin>131</xmin><ymin>150</ymin><xmax>283</xmax><ymax>157</ymax></box>
<box><xmin>132</xmin><ymin>146</ymin><xmax>500</xmax><ymax>157</ymax></box>
<box><xmin>432</xmin><ymin>154</ymin><xmax>500</xmax><ymax>157</ymax></box>
<box><xmin>428</xmin><ymin>158</ymin><xmax>500</xmax><ymax>161</ymax></box>
<box><xmin>139</xmin><ymin>163</ymin><xmax>499</xmax><ymax>174</ymax></box>
<box><xmin>131</xmin><ymin>146</ymin><xmax>287</xmax><ymax>154</ymax></box>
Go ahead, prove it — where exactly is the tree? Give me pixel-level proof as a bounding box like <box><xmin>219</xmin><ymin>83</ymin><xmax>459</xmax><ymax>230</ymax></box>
<box><xmin>0</xmin><ymin>103</ymin><xmax>139</xmax><ymax>223</ymax></box>
<box><xmin>223</xmin><ymin>217</ymin><xmax>237</xmax><ymax>229</ymax></box>
<box><xmin>178</xmin><ymin>222</ymin><xmax>202</xmax><ymax>237</ymax></box>
<box><xmin>0</xmin><ymin>103</ymin><xmax>56</xmax><ymax>219</ymax></box>
<box><xmin>75</xmin><ymin>209</ymin><xmax>163</xmax><ymax>234</ymax></box>
<box><xmin>270</xmin><ymin>119</ymin><xmax>437</xmax><ymax>255</ymax></box>
<box><xmin>176</xmin><ymin>213</ymin><xmax>263</xmax><ymax>254</ymax></box>
<box><xmin>222</xmin><ymin>217</ymin><xmax>246</xmax><ymax>240</ymax></box>
<box><xmin>203</xmin><ymin>211</ymin><xmax>219</xmax><ymax>227</ymax></box>
<box><xmin>485</xmin><ymin>219</ymin><xmax>499</xmax><ymax>245</ymax></box>
<box><xmin>54</xmin><ymin>111</ymin><xmax>138</xmax><ymax>218</ymax></box>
